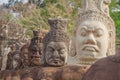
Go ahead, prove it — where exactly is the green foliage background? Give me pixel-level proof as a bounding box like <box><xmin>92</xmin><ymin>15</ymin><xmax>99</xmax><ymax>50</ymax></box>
<box><xmin>110</xmin><ymin>0</ymin><xmax>120</xmax><ymax>43</ymax></box>
<box><xmin>18</xmin><ymin>0</ymin><xmax>81</xmax><ymax>37</ymax></box>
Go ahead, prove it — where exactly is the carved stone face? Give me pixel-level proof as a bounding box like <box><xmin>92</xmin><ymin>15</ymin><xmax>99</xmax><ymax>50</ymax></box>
<box><xmin>29</xmin><ymin>44</ymin><xmax>42</xmax><ymax>66</ymax></box>
<box><xmin>76</xmin><ymin>20</ymin><xmax>109</xmax><ymax>60</ymax></box>
<box><xmin>45</xmin><ymin>41</ymin><xmax>67</xmax><ymax>66</ymax></box>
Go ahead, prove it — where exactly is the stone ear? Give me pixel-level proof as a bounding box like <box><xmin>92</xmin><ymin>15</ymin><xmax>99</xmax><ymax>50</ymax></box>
<box><xmin>107</xmin><ymin>31</ymin><xmax>115</xmax><ymax>56</ymax></box>
<box><xmin>108</xmin><ymin>31</ymin><xmax>113</xmax><ymax>48</ymax></box>
<box><xmin>70</xmin><ymin>30</ymin><xmax>77</xmax><ymax>57</ymax></box>
<box><xmin>109</xmin><ymin>30</ymin><xmax>113</xmax><ymax>37</ymax></box>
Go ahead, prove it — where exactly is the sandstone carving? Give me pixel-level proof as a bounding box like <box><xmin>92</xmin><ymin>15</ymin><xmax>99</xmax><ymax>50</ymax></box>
<box><xmin>82</xmin><ymin>55</ymin><xmax>120</xmax><ymax>80</ymax></box>
<box><xmin>28</xmin><ymin>30</ymin><xmax>43</xmax><ymax>66</ymax></box>
<box><xmin>0</xmin><ymin>65</ymin><xmax>89</xmax><ymax>80</ymax></box>
<box><xmin>69</xmin><ymin>0</ymin><xmax>115</xmax><ymax>65</ymax></box>
<box><xmin>20</xmin><ymin>30</ymin><xmax>48</xmax><ymax>68</ymax></box>
<box><xmin>0</xmin><ymin>18</ymin><xmax>89</xmax><ymax>80</ymax></box>
<box><xmin>80</xmin><ymin>0</ymin><xmax>118</xmax><ymax>80</ymax></box>
<box><xmin>42</xmin><ymin>17</ymin><xmax>70</xmax><ymax>66</ymax></box>
<box><xmin>0</xmin><ymin>0</ymin><xmax>115</xmax><ymax>79</ymax></box>
<box><xmin>81</xmin><ymin>0</ymin><xmax>111</xmax><ymax>16</ymax></box>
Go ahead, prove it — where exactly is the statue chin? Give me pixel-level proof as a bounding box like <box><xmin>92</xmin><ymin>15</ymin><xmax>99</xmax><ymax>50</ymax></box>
<box><xmin>67</xmin><ymin>51</ymin><xmax>99</xmax><ymax>66</ymax></box>
<box><xmin>78</xmin><ymin>51</ymin><xmax>98</xmax><ymax>65</ymax></box>
<box><xmin>31</xmin><ymin>59</ymin><xmax>41</xmax><ymax>66</ymax></box>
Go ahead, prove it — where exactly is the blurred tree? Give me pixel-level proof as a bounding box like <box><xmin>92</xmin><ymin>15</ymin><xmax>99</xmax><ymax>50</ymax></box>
<box><xmin>18</xmin><ymin>0</ymin><xmax>81</xmax><ymax>37</ymax></box>
<box><xmin>110</xmin><ymin>0</ymin><xmax>120</xmax><ymax>42</ymax></box>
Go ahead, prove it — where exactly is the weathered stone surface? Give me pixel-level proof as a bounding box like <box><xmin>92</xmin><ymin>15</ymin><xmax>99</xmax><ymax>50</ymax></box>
<box><xmin>0</xmin><ymin>65</ymin><xmax>89</xmax><ymax>80</ymax></box>
<box><xmin>20</xmin><ymin>30</ymin><xmax>48</xmax><ymax>68</ymax></box>
<box><xmin>28</xmin><ymin>30</ymin><xmax>43</xmax><ymax>66</ymax></box>
<box><xmin>82</xmin><ymin>55</ymin><xmax>120</xmax><ymax>80</ymax></box>
<box><xmin>81</xmin><ymin>0</ymin><xmax>111</xmax><ymax>16</ymax></box>
<box><xmin>6</xmin><ymin>44</ymin><xmax>21</xmax><ymax>70</ymax></box>
<box><xmin>69</xmin><ymin>0</ymin><xmax>115</xmax><ymax>66</ymax></box>
<box><xmin>42</xmin><ymin>17</ymin><xmax>70</xmax><ymax>67</ymax></box>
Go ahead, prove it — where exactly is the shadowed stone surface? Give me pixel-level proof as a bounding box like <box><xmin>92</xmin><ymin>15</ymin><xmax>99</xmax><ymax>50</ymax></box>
<box><xmin>0</xmin><ymin>65</ymin><xmax>89</xmax><ymax>80</ymax></box>
<box><xmin>82</xmin><ymin>54</ymin><xmax>120</xmax><ymax>80</ymax></box>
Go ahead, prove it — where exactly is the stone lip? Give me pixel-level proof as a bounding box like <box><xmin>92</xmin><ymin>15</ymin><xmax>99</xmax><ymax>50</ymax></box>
<box><xmin>81</xmin><ymin>45</ymin><xmax>99</xmax><ymax>52</ymax></box>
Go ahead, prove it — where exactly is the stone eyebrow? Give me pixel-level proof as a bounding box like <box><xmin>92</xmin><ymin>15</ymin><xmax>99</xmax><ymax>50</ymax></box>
<box><xmin>47</xmin><ymin>45</ymin><xmax>54</xmax><ymax>49</ymax></box>
<box><xmin>80</xmin><ymin>26</ymin><xmax>87</xmax><ymax>31</ymax></box>
<box><xmin>94</xmin><ymin>28</ymin><xmax>104</xmax><ymax>32</ymax></box>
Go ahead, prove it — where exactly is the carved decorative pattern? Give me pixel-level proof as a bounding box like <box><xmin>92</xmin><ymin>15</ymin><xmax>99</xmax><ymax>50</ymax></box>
<box><xmin>43</xmin><ymin>17</ymin><xmax>70</xmax><ymax>53</ymax></box>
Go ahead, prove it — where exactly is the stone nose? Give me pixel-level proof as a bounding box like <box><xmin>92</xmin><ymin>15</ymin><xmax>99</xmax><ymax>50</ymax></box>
<box><xmin>53</xmin><ymin>50</ymin><xmax>59</xmax><ymax>58</ymax></box>
<box><xmin>35</xmin><ymin>51</ymin><xmax>40</xmax><ymax>56</ymax></box>
<box><xmin>85</xmin><ymin>33</ymin><xmax>96</xmax><ymax>45</ymax></box>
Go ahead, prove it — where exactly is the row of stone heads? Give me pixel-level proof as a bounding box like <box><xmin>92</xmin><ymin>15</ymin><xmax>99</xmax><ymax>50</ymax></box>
<box><xmin>4</xmin><ymin>17</ymin><xmax>70</xmax><ymax>70</ymax></box>
<box><xmin>4</xmin><ymin>10</ymin><xmax>115</xmax><ymax>71</ymax></box>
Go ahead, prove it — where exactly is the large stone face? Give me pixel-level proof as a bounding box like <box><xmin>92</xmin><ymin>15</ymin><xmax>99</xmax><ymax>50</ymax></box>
<box><xmin>78</xmin><ymin>0</ymin><xmax>117</xmax><ymax>80</ymax></box>
<box><xmin>45</xmin><ymin>41</ymin><xmax>68</xmax><ymax>67</ymax></box>
<box><xmin>69</xmin><ymin>0</ymin><xmax>115</xmax><ymax>66</ymax></box>
<box><xmin>75</xmin><ymin>20</ymin><xmax>109</xmax><ymax>62</ymax></box>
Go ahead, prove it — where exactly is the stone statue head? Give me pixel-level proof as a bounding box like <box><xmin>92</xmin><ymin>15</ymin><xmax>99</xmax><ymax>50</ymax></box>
<box><xmin>71</xmin><ymin>10</ymin><xmax>115</xmax><ymax>65</ymax></box>
<box><xmin>28</xmin><ymin>30</ymin><xmax>43</xmax><ymax>66</ymax></box>
<box><xmin>43</xmin><ymin>17</ymin><xmax>69</xmax><ymax>67</ymax></box>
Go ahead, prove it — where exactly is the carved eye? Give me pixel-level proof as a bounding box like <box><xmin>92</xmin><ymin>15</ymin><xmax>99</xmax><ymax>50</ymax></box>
<box><xmin>94</xmin><ymin>29</ymin><xmax>104</xmax><ymax>37</ymax></box>
<box><xmin>79</xmin><ymin>27</ymin><xmax>87</xmax><ymax>37</ymax></box>
<box><xmin>81</xmin><ymin>31</ymin><xmax>87</xmax><ymax>37</ymax></box>
<box><xmin>59</xmin><ymin>49</ymin><xmax>66</xmax><ymax>54</ymax></box>
<box><xmin>47</xmin><ymin>47</ymin><xmax>54</xmax><ymax>52</ymax></box>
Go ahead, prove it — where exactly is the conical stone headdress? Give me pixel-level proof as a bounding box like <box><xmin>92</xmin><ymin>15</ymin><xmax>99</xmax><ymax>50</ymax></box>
<box><xmin>43</xmin><ymin>17</ymin><xmax>69</xmax><ymax>54</ymax></box>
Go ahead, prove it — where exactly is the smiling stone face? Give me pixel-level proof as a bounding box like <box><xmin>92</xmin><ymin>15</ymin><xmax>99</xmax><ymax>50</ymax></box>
<box><xmin>45</xmin><ymin>41</ymin><xmax>68</xmax><ymax>67</ymax></box>
<box><xmin>76</xmin><ymin>20</ymin><xmax>109</xmax><ymax>60</ymax></box>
